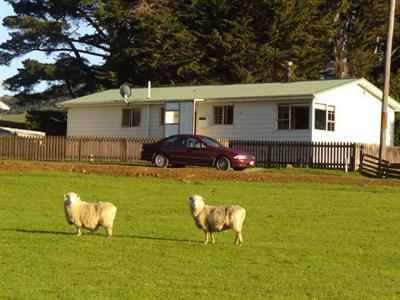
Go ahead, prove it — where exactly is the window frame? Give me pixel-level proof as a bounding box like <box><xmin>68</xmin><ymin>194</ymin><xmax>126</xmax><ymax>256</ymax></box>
<box><xmin>121</xmin><ymin>108</ymin><xmax>141</xmax><ymax>128</ymax></box>
<box><xmin>164</xmin><ymin>110</ymin><xmax>180</xmax><ymax>125</ymax></box>
<box><xmin>314</xmin><ymin>103</ymin><xmax>335</xmax><ymax>132</ymax></box>
<box><xmin>213</xmin><ymin>105</ymin><xmax>234</xmax><ymax>125</ymax></box>
<box><xmin>277</xmin><ymin>104</ymin><xmax>290</xmax><ymax>130</ymax></box>
<box><xmin>277</xmin><ymin>103</ymin><xmax>310</xmax><ymax>130</ymax></box>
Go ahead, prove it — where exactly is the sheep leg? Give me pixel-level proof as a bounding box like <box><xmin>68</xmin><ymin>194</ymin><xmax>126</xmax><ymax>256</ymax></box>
<box><xmin>76</xmin><ymin>226</ymin><xmax>82</xmax><ymax>236</ymax></box>
<box><xmin>211</xmin><ymin>232</ymin><xmax>215</xmax><ymax>244</ymax></box>
<box><xmin>203</xmin><ymin>231</ymin><xmax>209</xmax><ymax>244</ymax></box>
<box><xmin>235</xmin><ymin>231</ymin><xmax>243</xmax><ymax>246</ymax></box>
<box><xmin>106</xmin><ymin>226</ymin><xmax>113</xmax><ymax>238</ymax></box>
<box><xmin>234</xmin><ymin>231</ymin><xmax>240</xmax><ymax>245</ymax></box>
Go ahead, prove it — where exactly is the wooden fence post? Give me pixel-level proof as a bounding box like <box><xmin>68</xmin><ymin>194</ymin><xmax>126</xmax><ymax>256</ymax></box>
<box><xmin>78</xmin><ymin>138</ymin><xmax>82</xmax><ymax>162</ymax></box>
<box><xmin>308</xmin><ymin>142</ymin><xmax>313</xmax><ymax>168</ymax></box>
<box><xmin>359</xmin><ymin>153</ymin><xmax>364</xmax><ymax>174</ymax></box>
<box><xmin>121</xmin><ymin>138</ymin><xmax>127</xmax><ymax>162</ymax></box>
<box><xmin>350</xmin><ymin>143</ymin><xmax>356</xmax><ymax>171</ymax></box>
<box><xmin>267</xmin><ymin>142</ymin><xmax>271</xmax><ymax>168</ymax></box>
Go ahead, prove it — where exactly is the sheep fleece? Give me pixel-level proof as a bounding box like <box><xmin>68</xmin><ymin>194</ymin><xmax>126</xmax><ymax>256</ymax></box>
<box><xmin>195</xmin><ymin>205</ymin><xmax>244</xmax><ymax>232</ymax></box>
<box><xmin>66</xmin><ymin>202</ymin><xmax>113</xmax><ymax>229</ymax></box>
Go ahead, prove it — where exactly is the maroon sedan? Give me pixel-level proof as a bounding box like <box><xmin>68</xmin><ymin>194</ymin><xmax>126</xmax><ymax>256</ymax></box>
<box><xmin>141</xmin><ymin>134</ymin><xmax>256</xmax><ymax>171</ymax></box>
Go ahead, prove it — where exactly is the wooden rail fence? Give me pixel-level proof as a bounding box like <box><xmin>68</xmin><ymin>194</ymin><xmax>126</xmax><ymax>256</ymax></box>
<box><xmin>359</xmin><ymin>153</ymin><xmax>400</xmax><ymax>179</ymax></box>
<box><xmin>2</xmin><ymin>136</ymin><xmax>400</xmax><ymax>173</ymax></box>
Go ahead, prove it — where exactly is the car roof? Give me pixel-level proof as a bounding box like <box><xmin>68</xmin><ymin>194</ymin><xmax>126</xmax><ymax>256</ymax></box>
<box><xmin>165</xmin><ymin>134</ymin><xmax>209</xmax><ymax>139</ymax></box>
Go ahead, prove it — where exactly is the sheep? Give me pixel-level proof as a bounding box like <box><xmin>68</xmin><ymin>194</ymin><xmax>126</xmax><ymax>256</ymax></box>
<box><xmin>188</xmin><ymin>194</ymin><xmax>246</xmax><ymax>245</ymax></box>
<box><xmin>63</xmin><ymin>192</ymin><xmax>117</xmax><ymax>237</ymax></box>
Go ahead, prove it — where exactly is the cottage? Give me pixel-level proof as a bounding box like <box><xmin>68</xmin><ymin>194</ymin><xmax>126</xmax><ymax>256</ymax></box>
<box><xmin>58</xmin><ymin>78</ymin><xmax>400</xmax><ymax>145</ymax></box>
<box><xmin>0</xmin><ymin>100</ymin><xmax>10</xmax><ymax>111</ymax></box>
<box><xmin>0</xmin><ymin>126</ymin><xmax>45</xmax><ymax>137</ymax></box>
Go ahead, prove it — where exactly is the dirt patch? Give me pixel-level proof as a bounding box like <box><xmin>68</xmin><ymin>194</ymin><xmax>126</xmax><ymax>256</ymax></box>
<box><xmin>1</xmin><ymin>160</ymin><xmax>399</xmax><ymax>186</ymax></box>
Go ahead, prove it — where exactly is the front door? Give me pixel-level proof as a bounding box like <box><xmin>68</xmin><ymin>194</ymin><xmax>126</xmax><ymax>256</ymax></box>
<box><xmin>164</xmin><ymin>101</ymin><xmax>194</xmax><ymax>137</ymax></box>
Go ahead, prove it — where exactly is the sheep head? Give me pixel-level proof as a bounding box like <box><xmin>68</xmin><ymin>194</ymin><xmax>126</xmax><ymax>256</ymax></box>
<box><xmin>189</xmin><ymin>194</ymin><xmax>205</xmax><ymax>212</ymax></box>
<box><xmin>64</xmin><ymin>192</ymin><xmax>80</xmax><ymax>206</ymax></box>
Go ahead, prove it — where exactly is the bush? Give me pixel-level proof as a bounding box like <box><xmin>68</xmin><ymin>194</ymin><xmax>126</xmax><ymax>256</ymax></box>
<box><xmin>25</xmin><ymin>110</ymin><xmax>67</xmax><ymax>135</ymax></box>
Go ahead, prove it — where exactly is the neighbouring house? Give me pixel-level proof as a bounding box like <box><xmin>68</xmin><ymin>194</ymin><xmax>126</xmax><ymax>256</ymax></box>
<box><xmin>0</xmin><ymin>100</ymin><xmax>10</xmax><ymax>111</ymax></box>
<box><xmin>0</xmin><ymin>126</ymin><xmax>45</xmax><ymax>137</ymax></box>
<box><xmin>58</xmin><ymin>78</ymin><xmax>400</xmax><ymax>146</ymax></box>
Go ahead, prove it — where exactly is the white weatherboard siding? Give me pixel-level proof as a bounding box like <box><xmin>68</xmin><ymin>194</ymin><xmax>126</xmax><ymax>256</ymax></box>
<box><xmin>179</xmin><ymin>101</ymin><xmax>194</xmax><ymax>134</ymax></box>
<box><xmin>67</xmin><ymin>105</ymin><xmax>163</xmax><ymax>137</ymax></box>
<box><xmin>312</xmin><ymin>84</ymin><xmax>395</xmax><ymax>145</ymax></box>
<box><xmin>195</xmin><ymin>100</ymin><xmax>313</xmax><ymax>141</ymax></box>
<box><xmin>148</xmin><ymin>105</ymin><xmax>164</xmax><ymax>137</ymax></box>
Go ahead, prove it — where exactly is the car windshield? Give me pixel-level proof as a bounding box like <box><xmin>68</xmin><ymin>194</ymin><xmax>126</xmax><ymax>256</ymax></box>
<box><xmin>201</xmin><ymin>137</ymin><xmax>224</xmax><ymax>148</ymax></box>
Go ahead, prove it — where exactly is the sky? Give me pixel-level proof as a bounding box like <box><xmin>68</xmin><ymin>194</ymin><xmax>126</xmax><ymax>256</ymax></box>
<box><xmin>0</xmin><ymin>1</ymin><xmax>19</xmax><ymax>96</ymax></box>
<box><xmin>0</xmin><ymin>0</ymin><xmax>103</xmax><ymax>97</ymax></box>
<box><xmin>0</xmin><ymin>1</ymin><xmax>52</xmax><ymax>96</ymax></box>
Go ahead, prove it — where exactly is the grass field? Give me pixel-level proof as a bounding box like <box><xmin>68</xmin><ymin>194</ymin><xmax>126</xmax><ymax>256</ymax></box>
<box><xmin>0</xmin><ymin>112</ymin><xmax>26</xmax><ymax>128</ymax></box>
<box><xmin>0</xmin><ymin>170</ymin><xmax>399</xmax><ymax>299</ymax></box>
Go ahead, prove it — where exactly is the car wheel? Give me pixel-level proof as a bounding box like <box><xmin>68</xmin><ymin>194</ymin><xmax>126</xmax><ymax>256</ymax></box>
<box><xmin>153</xmin><ymin>153</ymin><xmax>169</xmax><ymax>168</ymax></box>
<box><xmin>215</xmin><ymin>156</ymin><xmax>230</xmax><ymax>171</ymax></box>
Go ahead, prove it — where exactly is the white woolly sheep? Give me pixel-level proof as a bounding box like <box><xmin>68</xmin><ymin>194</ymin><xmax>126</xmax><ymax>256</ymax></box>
<box><xmin>188</xmin><ymin>194</ymin><xmax>246</xmax><ymax>245</ymax></box>
<box><xmin>63</xmin><ymin>192</ymin><xmax>117</xmax><ymax>237</ymax></box>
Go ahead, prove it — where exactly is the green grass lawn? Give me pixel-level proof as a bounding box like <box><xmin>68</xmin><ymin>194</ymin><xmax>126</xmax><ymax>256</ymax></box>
<box><xmin>0</xmin><ymin>112</ymin><xmax>26</xmax><ymax>128</ymax></box>
<box><xmin>0</xmin><ymin>171</ymin><xmax>399</xmax><ymax>299</ymax></box>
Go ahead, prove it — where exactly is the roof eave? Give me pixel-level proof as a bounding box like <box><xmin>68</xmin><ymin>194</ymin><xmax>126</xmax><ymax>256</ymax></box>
<box><xmin>357</xmin><ymin>78</ymin><xmax>400</xmax><ymax>111</ymax></box>
<box><xmin>204</xmin><ymin>94</ymin><xmax>313</xmax><ymax>102</ymax></box>
<box><xmin>58</xmin><ymin>94</ymin><xmax>314</xmax><ymax>108</ymax></box>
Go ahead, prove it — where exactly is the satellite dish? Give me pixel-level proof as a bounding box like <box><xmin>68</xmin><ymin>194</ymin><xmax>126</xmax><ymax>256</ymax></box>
<box><xmin>119</xmin><ymin>84</ymin><xmax>131</xmax><ymax>104</ymax></box>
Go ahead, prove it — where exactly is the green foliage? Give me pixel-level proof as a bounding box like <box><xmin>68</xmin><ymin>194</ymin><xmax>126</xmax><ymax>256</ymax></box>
<box><xmin>0</xmin><ymin>171</ymin><xmax>399</xmax><ymax>298</ymax></box>
<box><xmin>25</xmin><ymin>110</ymin><xmax>66</xmax><ymax>135</ymax></box>
<box><xmin>1</xmin><ymin>0</ymin><xmax>400</xmax><ymax>105</ymax></box>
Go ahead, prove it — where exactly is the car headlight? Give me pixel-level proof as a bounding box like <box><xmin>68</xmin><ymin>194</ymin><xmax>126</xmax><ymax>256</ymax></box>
<box><xmin>233</xmin><ymin>154</ymin><xmax>248</xmax><ymax>160</ymax></box>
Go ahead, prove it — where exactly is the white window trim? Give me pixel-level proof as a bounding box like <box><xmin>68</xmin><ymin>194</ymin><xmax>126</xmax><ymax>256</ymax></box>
<box><xmin>164</xmin><ymin>109</ymin><xmax>180</xmax><ymax>125</ymax></box>
<box><xmin>122</xmin><ymin>108</ymin><xmax>141</xmax><ymax>128</ymax></box>
<box><xmin>314</xmin><ymin>103</ymin><xmax>336</xmax><ymax>132</ymax></box>
<box><xmin>276</xmin><ymin>103</ymin><xmax>310</xmax><ymax>130</ymax></box>
<box><xmin>213</xmin><ymin>105</ymin><xmax>234</xmax><ymax>125</ymax></box>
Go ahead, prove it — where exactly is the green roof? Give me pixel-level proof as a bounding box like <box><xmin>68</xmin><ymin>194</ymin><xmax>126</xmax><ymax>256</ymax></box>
<box><xmin>58</xmin><ymin>78</ymin><xmax>362</xmax><ymax>107</ymax></box>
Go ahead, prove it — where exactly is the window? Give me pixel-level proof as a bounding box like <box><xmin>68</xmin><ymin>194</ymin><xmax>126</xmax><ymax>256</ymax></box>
<box><xmin>278</xmin><ymin>105</ymin><xmax>289</xmax><ymax>129</ymax></box>
<box><xmin>314</xmin><ymin>105</ymin><xmax>326</xmax><ymax>130</ymax></box>
<box><xmin>327</xmin><ymin>106</ymin><xmax>335</xmax><ymax>131</ymax></box>
<box><xmin>187</xmin><ymin>137</ymin><xmax>203</xmax><ymax>149</ymax></box>
<box><xmin>277</xmin><ymin>104</ymin><xmax>309</xmax><ymax>130</ymax></box>
<box><xmin>213</xmin><ymin>105</ymin><xmax>233</xmax><ymax>125</ymax></box>
<box><xmin>122</xmin><ymin>108</ymin><xmax>141</xmax><ymax>127</ymax></box>
<box><xmin>314</xmin><ymin>104</ymin><xmax>335</xmax><ymax>131</ymax></box>
<box><xmin>165</xmin><ymin>110</ymin><xmax>180</xmax><ymax>124</ymax></box>
<box><xmin>165</xmin><ymin>136</ymin><xmax>186</xmax><ymax>146</ymax></box>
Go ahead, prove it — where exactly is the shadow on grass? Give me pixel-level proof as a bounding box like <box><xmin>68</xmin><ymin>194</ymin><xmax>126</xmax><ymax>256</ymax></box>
<box><xmin>0</xmin><ymin>120</ymin><xmax>26</xmax><ymax>129</ymax></box>
<box><xmin>360</xmin><ymin>171</ymin><xmax>381</xmax><ymax>179</ymax></box>
<box><xmin>0</xmin><ymin>228</ymin><xmax>73</xmax><ymax>235</ymax></box>
<box><xmin>0</xmin><ymin>228</ymin><xmax>202</xmax><ymax>243</ymax></box>
<box><xmin>114</xmin><ymin>234</ymin><xmax>202</xmax><ymax>244</ymax></box>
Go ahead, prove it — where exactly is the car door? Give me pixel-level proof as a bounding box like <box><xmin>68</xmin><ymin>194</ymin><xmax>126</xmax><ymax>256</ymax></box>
<box><xmin>163</xmin><ymin>136</ymin><xmax>188</xmax><ymax>164</ymax></box>
<box><xmin>185</xmin><ymin>137</ymin><xmax>211</xmax><ymax>166</ymax></box>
